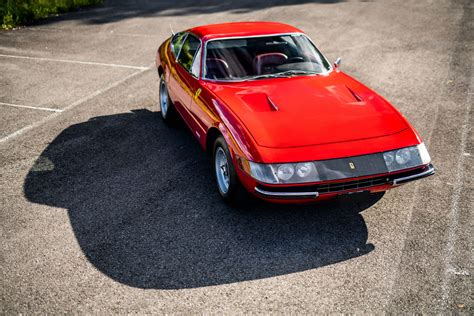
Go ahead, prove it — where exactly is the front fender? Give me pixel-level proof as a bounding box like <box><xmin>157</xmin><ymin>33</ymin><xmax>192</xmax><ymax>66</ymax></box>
<box><xmin>211</xmin><ymin>99</ymin><xmax>261</xmax><ymax>162</ymax></box>
<box><xmin>156</xmin><ymin>38</ymin><xmax>172</xmax><ymax>78</ymax></box>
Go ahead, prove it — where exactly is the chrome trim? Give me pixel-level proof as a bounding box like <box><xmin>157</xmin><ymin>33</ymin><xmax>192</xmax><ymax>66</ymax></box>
<box><xmin>392</xmin><ymin>164</ymin><xmax>435</xmax><ymax>185</ymax></box>
<box><xmin>201</xmin><ymin>32</ymin><xmax>333</xmax><ymax>82</ymax></box>
<box><xmin>255</xmin><ymin>187</ymin><xmax>319</xmax><ymax>199</ymax></box>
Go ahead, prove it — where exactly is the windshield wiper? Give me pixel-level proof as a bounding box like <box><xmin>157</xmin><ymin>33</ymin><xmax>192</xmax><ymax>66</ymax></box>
<box><xmin>244</xmin><ymin>73</ymin><xmax>281</xmax><ymax>80</ymax></box>
<box><xmin>274</xmin><ymin>70</ymin><xmax>319</xmax><ymax>76</ymax></box>
<box><xmin>245</xmin><ymin>70</ymin><xmax>319</xmax><ymax>81</ymax></box>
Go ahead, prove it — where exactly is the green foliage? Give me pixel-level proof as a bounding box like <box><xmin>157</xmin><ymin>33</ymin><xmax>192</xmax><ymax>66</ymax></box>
<box><xmin>1</xmin><ymin>0</ymin><xmax>102</xmax><ymax>29</ymax></box>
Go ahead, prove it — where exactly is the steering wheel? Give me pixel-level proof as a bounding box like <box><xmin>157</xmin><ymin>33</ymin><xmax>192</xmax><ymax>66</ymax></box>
<box><xmin>287</xmin><ymin>56</ymin><xmax>305</xmax><ymax>63</ymax></box>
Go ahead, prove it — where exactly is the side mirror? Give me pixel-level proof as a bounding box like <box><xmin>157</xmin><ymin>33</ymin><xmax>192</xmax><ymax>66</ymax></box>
<box><xmin>334</xmin><ymin>57</ymin><xmax>342</xmax><ymax>68</ymax></box>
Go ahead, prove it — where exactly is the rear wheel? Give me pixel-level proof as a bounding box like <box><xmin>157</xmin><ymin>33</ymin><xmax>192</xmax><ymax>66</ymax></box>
<box><xmin>159</xmin><ymin>75</ymin><xmax>176</xmax><ymax>124</ymax></box>
<box><xmin>213</xmin><ymin>136</ymin><xmax>247</xmax><ymax>203</ymax></box>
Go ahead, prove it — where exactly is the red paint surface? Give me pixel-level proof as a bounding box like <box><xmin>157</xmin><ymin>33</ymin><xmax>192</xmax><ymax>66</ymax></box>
<box><xmin>190</xmin><ymin>21</ymin><xmax>302</xmax><ymax>40</ymax></box>
<box><xmin>156</xmin><ymin>22</ymin><xmax>427</xmax><ymax>202</ymax></box>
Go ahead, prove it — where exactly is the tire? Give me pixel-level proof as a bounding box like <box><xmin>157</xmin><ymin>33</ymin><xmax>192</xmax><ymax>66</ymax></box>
<box><xmin>159</xmin><ymin>75</ymin><xmax>177</xmax><ymax>125</ymax></box>
<box><xmin>213</xmin><ymin>136</ymin><xmax>248</xmax><ymax>203</ymax></box>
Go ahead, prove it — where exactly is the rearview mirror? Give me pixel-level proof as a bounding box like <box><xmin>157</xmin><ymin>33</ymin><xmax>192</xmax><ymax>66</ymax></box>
<box><xmin>334</xmin><ymin>57</ymin><xmax>342</xmax><ymax>68</ymax></box>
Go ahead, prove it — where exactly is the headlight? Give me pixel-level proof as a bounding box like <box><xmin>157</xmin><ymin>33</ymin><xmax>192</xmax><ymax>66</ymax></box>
<box><xmin>237</xmin><ymin>142</ymin><xmax>431</xmax><ymax>184</ymax></box>
<box><xmin>296</xmin><ymin>162</ymin><xmax>315</xmax><ymax>178</ymax></box>
<box><xmin>246</xmin><ymin>161</ymin><xmax>321</xmax><ymax>184</ymax></box>
<box><xmin>383</xmin><ymin>143</ymin><xmax>431</xmax><ymax>172</ymax></box>
<box><xmin>383</xmin><ymin>151</ymin><xmax>395</xmax><ymax>167</ymax></box>
<box><xmin>276</xmin><ymin>164</ymin><xmax>294</xmax><ymax>181</ymax></box>
<box><xmin>395</xmin><ymin>148</ymin><xmax>411</xmax><ymax>164</ymax></box>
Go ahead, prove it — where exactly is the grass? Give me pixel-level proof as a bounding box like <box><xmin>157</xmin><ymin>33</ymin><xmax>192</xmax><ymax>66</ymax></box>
<box><xmin>1</xmin><ymin>0</ymin><xmax>103</xmax><ymax>30</ymax></box>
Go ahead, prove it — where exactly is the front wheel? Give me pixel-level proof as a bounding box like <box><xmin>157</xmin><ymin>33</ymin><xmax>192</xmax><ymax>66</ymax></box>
<box><xmin>159</xmin><ymin>75</ymin><xmax>176</xmax><ymax>124</ymax></box>
<box><xmin>213</xmin><ymin>136</ymin><xmax>247</xmax><ymax>203</ymax></box>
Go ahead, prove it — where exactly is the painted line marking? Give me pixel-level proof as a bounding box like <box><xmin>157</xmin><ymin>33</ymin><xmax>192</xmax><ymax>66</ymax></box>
<box><xmin>0</xmin><ymin>67</ymin><xmax>151</xmax><ymax>143</ymax></box>
<box><xmin>0</xmin><ymin>54</ymin><xmax>149</xmax><ymax>70</ymax></box>
<box><xmin>440</xmin><ymin>78</ymin><xmax>472</xmax><ymax>305</ymax></box>
<box><xmin>385</xmin><ymin>41</ymin><xmax>470</xmax><ymax>309</ymax></box>
<box><xmin>0</xmin><ymin>102</ymin><xmax>63</xmax><ymax>113</ymax></box>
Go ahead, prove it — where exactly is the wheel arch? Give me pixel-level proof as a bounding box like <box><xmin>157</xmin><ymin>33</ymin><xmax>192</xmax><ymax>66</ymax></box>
<box><xmin>206</xmin><ymin>127</ymin><xmax>222</xmax><ymax>155</ymax></box>
<box><xmin>157</xmin><ymin>65</ymin><xmax>164</xmax><ymax>77</ymax></box>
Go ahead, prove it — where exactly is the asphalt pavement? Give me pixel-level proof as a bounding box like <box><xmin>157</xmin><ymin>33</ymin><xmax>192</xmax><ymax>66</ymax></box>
<box><xmin>0</xmin><ymin>0</ymin><xmax>472</xmax><ymax>313</ymax></box>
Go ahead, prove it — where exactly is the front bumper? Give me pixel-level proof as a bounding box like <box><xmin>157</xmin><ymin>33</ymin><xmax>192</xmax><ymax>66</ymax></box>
<box><xmin>253</xmin><ymin>163</ymin><xmax>435</xmax><ymax>200</ymax></box>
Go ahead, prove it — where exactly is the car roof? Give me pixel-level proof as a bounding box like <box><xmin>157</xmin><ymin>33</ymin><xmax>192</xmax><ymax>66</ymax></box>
<box><xmin>188</xmin><ymin>22</ymin><xmax>303</xmax><ymax>40</ymax></box>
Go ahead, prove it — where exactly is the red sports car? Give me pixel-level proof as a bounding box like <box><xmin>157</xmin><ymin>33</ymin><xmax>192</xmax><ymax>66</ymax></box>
<box><xmin>155</xmin><ymin>22</ymin><xmax>435</xmax><ymax>203</ymax></box>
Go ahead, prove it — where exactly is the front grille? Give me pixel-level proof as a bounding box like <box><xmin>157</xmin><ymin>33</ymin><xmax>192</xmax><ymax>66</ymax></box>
<box><xmin>316</xmin><ymin>176</ymin><xmax>387</xmax><ymax>193</ymax></box>
<box><xmin>256</xmin><ymin>166</ymin><xmax>427</xmax><ymax>195</ymax></box>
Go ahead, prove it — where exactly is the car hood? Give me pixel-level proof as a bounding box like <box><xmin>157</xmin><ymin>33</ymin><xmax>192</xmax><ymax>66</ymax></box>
<box><xmin>206</xmin><ymin>71</ymin><xmax>408</xmax><ymax>149</ymax></box>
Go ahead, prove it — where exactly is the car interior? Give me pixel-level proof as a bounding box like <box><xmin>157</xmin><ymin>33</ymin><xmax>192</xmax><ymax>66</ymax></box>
<box><xmin>204</xmin><ymin>36</ymin><xmax>325</xmax><ymax>80</ymax></box>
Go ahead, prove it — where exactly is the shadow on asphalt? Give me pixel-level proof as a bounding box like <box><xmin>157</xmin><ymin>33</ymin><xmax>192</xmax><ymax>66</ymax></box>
<box><xmin>24</xmin><ymin>109</ymin><xmax>382</xmax><ymax>289</ymax></box>
<box><xmin>37</xmin><ymin>0</ymin><xmax>346</xmax><ymax>26</ymax></box>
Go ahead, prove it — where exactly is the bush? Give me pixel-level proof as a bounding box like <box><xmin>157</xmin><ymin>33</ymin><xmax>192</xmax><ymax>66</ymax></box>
<box><xmin>1</xmin><ymin>0</ymin><xmax>103</xmax><ymax>29</ymax></box>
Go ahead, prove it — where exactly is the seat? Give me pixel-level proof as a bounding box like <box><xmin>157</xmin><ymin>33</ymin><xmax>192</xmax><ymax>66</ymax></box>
<box><xmin>205</xmin><ymin>58</ymin><xmax>231</xmax><ymax>79</ymax></box>
<box><xmin>253</xmin><ymin>53</ymin><xmax>288</xmax><ymax>75</ymax></box>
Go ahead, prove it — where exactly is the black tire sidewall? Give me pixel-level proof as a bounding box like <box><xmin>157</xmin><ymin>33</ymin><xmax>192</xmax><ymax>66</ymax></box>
<box><xmin>213</xmin><ymin>136</ymin><xmax>241</xmax><ymax>201</ymax></box>
<box><xmin>159</xmin><ymin>75</ymin><xmax>176</xmax><ymax>124</ymax></box>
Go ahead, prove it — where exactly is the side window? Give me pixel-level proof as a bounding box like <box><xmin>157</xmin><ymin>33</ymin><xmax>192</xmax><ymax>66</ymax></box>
<box><xmin>177</xmin><ymin>34</ymin><xmax>200</xmax><ymax>72</ymax></box>
<box><xmin>190</xmin><ymin>46</ymin><xmax>201</xmax><ymax>78</ymax></box>
<box><xmin>171</xmin><ymin>32</ymin><xmax>187</xmax><ymax>58</ymax></box>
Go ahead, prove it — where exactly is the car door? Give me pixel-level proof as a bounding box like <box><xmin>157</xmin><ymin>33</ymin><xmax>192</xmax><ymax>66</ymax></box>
<box><xmin>187</xmin><ymin>46</ymin><xmax>212</xmax><ymax>147</ymax></box>
<box><xmin>173</xmin><ymin>34</ymin><xmax>210</xmax><ymax>141</ymax></box>
<box><xmin>168</xmin><ymin>33</ymin><xmax>202</xmax><ymax>130</ymax></box>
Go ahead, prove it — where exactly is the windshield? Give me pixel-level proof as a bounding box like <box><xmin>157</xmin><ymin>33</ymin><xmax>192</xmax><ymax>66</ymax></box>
<box><xmin>203</xmin><ymin>34</ymin><xmax>331</xmax><ymax>81</ymax></box>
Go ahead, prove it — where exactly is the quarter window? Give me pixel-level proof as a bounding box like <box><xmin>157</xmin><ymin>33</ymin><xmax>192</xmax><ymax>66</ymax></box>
<box><xmin>177</xmin><ymin>34</ymin><xmax>200</xmax><ymax>72</ymax></box>
<box><xmin>171</xmin><ymin>32</ymin><xmax>187</xmax><ymax>57</ymax></box>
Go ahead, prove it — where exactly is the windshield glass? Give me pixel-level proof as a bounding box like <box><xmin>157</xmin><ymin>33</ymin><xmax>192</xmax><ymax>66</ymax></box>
<box><xmin>203</xmin><ymin>34</ymin><xmax>331</xmax><ymax>81</ymax></box>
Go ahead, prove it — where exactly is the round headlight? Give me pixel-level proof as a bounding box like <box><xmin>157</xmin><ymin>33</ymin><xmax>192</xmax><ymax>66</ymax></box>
<box><xmin>395</xmin><ymin>148</ymin><xmax>411</xmax><ymax>164</ymax></box>
<box><xmin>296</xmin><ymin>162</ymin><xmax>314</xmax><ymax>178</ymax></box>
<box><xmin>276</xmin><ymin>164</ymin><xmax>294</xmax><ymax>181</ymax></box>
<box><xmin>383</xmin><ymin>152</ymin><xmax>395</xmax><ymax>166</ymax></box>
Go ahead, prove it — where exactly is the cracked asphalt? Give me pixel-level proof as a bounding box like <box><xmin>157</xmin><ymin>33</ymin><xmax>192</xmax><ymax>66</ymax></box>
<box><xmin>0</xmin><ymin>0</ymin><xmax>472</xmax><ymax>313</ymax></box>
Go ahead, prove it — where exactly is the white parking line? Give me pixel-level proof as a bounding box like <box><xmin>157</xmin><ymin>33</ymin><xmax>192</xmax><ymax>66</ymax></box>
<box><xmin>385</xmin><ymin>43</ymin><xmax>460</xmax><ymax>308</ymax></box>
<box><xmin>0</xmin><ymin>67</ymin><xmax>150</xmax><ymax>143</ymax></box>
<box><xmin>0</xmin><ymin>102</ymin><xmax>63</xmax><ymax>113</ymax></box>
<box><xmin>440</xmin><ymin>75</ymin><xmax>473</xmax><ymax>305</ymax></box>
<box><xmin>0</xmin><ymin>53</ymin><xmax>149</xmax><ymax>70</ymax></box>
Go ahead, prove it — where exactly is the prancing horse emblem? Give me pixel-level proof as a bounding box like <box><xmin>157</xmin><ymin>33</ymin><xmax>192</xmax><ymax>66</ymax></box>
<box><xmin>349</xmin><ymin>162</ymin><xmax>356</xmax><ymax>170</ymax></box>
<box><xmin>194</xmin><ymin>88</ymin><xmax>202</xmax><ymax>100</ymax></box>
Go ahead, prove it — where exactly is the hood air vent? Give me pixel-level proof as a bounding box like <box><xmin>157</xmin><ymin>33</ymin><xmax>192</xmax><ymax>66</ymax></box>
<box><xmin>266</xmin><ymin>96</ymin><xmax>279</xmax><ymax>111</ymax></box>
<box><xmin>346</xmin><ymin>86</ymin><xmax>363</xmax><ymax>102</ymax></box>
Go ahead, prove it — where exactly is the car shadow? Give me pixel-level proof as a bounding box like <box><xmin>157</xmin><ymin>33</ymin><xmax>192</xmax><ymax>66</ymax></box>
<box><xmin>24</xmin><ymin>109</ymin><xmax>383</xmax><ymax>289</ymax></box>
